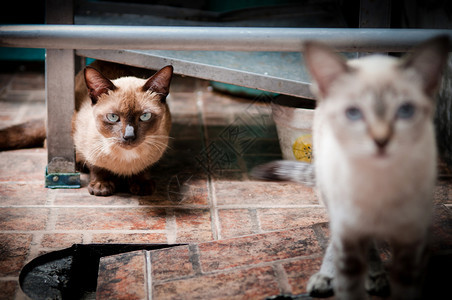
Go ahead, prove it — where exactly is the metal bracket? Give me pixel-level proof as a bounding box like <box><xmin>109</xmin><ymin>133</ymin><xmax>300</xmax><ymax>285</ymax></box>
<box><xmin>45</xmin><ymin>167</ymin><xmax>80</xmax><ymax>189</ymax></box>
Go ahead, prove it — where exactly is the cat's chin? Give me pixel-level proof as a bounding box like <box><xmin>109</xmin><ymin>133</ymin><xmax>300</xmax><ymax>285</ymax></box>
<box><xmin>119</xmin><ymin>140</ymin><xmax>141</xmax><ymax>149</ymax></box>
<box><xmin>375</xmin><ymin>150</ymin><xmax>389</xmax><ymax>159</ymax></box>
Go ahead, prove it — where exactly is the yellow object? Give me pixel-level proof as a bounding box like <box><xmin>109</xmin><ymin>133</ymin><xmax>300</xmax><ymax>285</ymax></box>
<box><xmin>293</xmin><ymin>134</ymin><xmax>313</xmax><ymax>162</ymax></box>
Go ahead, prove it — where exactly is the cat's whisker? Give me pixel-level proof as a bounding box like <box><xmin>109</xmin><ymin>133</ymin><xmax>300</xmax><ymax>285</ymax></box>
<box><xmin>145</xmin><ymin>141</ymin><xmax>168</xmax><ymax>153</ymax></box>
<box><xmin>145</xmin><ymin>140</ymin><xmax>172</xmax><ymax>152</ymax></box>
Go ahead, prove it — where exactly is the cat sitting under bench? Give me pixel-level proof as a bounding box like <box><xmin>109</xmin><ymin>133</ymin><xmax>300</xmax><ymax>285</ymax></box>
<box><xmin>0</xmin><ymin>60</ymin><xmax>174</xmax><ymax>196</ymax></box>
<box><xmin>252</xmin><ymin>36</ymin><xmax>450</xmax><ymax>299</ymax></box>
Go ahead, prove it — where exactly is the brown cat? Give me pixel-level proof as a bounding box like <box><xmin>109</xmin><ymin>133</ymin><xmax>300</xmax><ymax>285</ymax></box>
<box><xmin>0</xmin><ymin>60</ymin><xmax>173</xmax><ymax>196</ymax></box>
<box><xmin>253</xmin><ymin>36</ymin><xmax>449</xmax><ymax>299</ymax></box>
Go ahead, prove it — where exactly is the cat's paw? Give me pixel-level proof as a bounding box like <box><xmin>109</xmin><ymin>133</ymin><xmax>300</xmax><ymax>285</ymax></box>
<box><xmin>365</xmin><ymin>271</ymin><xmax>390</xmax><ymax>297</ymax></box>
<box><xmin>88</xmin><ymin>180</ymin><xmax>115</xmax><ymax>196</ymax></box>
<box><xmin>307</xmin><ymin>272</ymin><xmax>334</xmax><ymax>298</ymax></box>
<box><xmin>129</xmin><ymin>179</ymin><xmax>156</xmax><ymax>195</ymax></box>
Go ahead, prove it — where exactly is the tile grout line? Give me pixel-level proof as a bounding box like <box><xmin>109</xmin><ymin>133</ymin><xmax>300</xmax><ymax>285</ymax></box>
<box><xmin>27</xmin><ymin>190</ymin><xmax>57</xmax><ymax>260</ymax></box>
<box><xmin>45</xmin><ymin>191</ymin><xmax>58</xmax><ymax>232</ymax></box>
<box><xmin>196</xmin><ymin>89</ymin><xmax>221</xmax><ymax>241</ymax></box>
<box><xmin>272</xmin><ymin>263</ymin><xmax>293</xmax><ymax>295</ymax></box>
<box><xmin>153</xmin><ymin>253</ymin><xmax>324</xmax><ymax>285</ymax></box>
<box><xmin>26</xmin><ymin>232</ymin><xmax>44</xmax><ymax>264</ymax></box>
<box><xmin>165</xmin><ymin>208</ymin><xmax>177</xmax><ymax>244</ymax></box>
<box><xmin>0</xmin><ymin>204</ymin><xmax>325</xmax><ymax>209</ymax></box>
<box><xmin>250</xmin><ymin>209</ymin><xmax>263</xmax><ymax>234</ymax></box>
<box><xmin>188</xmin><ymin>244</ymin><xmax>203</xmax><ymax>275</ymax></box>
<box><xmin>208</xmin><ymin>180</ymin><xmax>221</xmax><ymax>240</ymax></box>
<box><xmin>145</xmin><ymin>251</ymin><xmax>153</xmax><ymax>300</ymax></box>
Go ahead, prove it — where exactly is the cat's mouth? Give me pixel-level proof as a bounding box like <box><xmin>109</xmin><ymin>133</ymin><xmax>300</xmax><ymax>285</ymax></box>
<box><xmin>375</xmin><ymin>148</ymin><xmax>389</xmax><ymax>158</ymax></box>
<box><xmin>119</xmin><ymin>139</ymin><xmax>140</xmax><ymax>149</ymax></box>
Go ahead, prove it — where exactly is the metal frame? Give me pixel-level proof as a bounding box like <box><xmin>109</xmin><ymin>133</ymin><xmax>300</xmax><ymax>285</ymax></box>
<box><xmin>1</xmin><ymin>24</ymin><xmax>451</xmax><ymax>188</ymax></box>
<box><xmin>1</xmin><ymin>25</ymin><xmax>451</xmax><ymax>52</ymax></box>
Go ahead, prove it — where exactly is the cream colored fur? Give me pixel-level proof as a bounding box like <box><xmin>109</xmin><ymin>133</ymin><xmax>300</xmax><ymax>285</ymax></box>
<box><xmin>251</xmin><ymin>37</ymin><xmax>450</xmax><ymax>299</ymax></box>
<box><xmin>73</xmin><ymin>77</ymin><xmax>171</xmax><ymax>176</ymax></box>
<box><xmin>313</xmin><ymin>55</ymin><xmax>436</xmax><ymax>242</ymax></box>
<box><xmin>303</xmin><ymin>37</ymin><xmax>449</xmax><ymax>300</ymax></box>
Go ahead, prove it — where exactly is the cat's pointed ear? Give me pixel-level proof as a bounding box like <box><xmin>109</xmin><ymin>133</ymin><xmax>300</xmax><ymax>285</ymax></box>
<box><xmin>142</xmin><ymin>65</ymin><xmax>174</xmax><ymax>102</ymax></box>
<box><xmin>84</xmin><ymin>66</ymin><xmax>116</xmax><ymax>105</ymax></box>
<box><xmin>304</xmin><ymin>41</ymin><xmax>350</xmax><ymax>98</ymax></box>
<box><xmin>400</xmin><ymin>35</ymin><xmax>450</xmax><ymax>96</ymax></box>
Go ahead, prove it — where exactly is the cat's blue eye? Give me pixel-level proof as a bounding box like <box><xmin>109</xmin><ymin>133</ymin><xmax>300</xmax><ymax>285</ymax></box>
<box><xmin>106</xmin><ymin>113</ymin><xmax>120</xmax><ymax>122</ymax></box>
<box><xmin>140</xmin><ymin>112</ymin><xmax>152</xmax><ymax>121</ymax></box>
<box><xmin>396</xmin><ymin>103</ymin><xmax>416</xmax><ymax>119</ymax></box>
<box><xmin>345</xmin><ymin>107</ymin><xmax>363</xmax><ymax>121</ymax></box>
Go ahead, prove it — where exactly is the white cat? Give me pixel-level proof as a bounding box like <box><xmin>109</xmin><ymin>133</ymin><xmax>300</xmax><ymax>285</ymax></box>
<box><xmin>252</xmin><ymin>36</ymin><xmax>450</xmax><ymax>299</ymax></box>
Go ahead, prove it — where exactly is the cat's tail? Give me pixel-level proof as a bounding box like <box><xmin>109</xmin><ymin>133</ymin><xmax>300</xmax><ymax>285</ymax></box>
<box><xmin>0</xmin><ymin>119</ymin><xmax>46</xmax><ymax>150</ymax></box>
<box><xmin>250</xmin><ymin>160</ymin><xmax>316</xmax><ymax>186</ymax></box>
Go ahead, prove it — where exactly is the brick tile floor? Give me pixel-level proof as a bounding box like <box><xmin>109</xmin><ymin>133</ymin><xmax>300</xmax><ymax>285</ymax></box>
<box><xmin>0</xmin><ymin>62</ymin><xmax>451</xmax><ymax>299</ymax></box>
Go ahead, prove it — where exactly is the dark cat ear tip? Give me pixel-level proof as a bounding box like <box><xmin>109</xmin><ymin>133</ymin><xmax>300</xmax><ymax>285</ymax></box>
<box><xmin>83</xmin><ymin>66</ymin><xmax>103</xmax><ymax>79</ymax></box>
<box><xmin>161</xmin><ymin>65</ymin><xmax>174</xmax><ymax>74</ymax></box>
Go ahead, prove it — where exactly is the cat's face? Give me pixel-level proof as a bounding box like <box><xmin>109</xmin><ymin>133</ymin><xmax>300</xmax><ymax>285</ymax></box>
<box><xmin>304</xmin><ymin>36</ymin><xmax>449</xmax><ymax>160</ymax></box>
<box><xmin>84</xmin><ymin>65</ymin><xmax>173</xmax><ymax>150</ymax></box>
<box><xmin>320</xmin><ymin>56</ymin><xmax>435</xmax><ymax>158</ymax></box>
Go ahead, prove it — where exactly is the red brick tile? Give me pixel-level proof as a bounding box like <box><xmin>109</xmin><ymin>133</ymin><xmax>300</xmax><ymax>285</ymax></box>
<box><xmin>283</xmin><ymin>256</ymin><xmax>323</xmax><ymax>294</ymax></box>
<box><xmin>0</xmin><ymin>150</ymin><xmax>46</xmax><ymax>182</ymax></box>
<box><xmin>0</xmin><ymin>208</ymin><xmax>48</xmax><ymax>230</ymax></box>
<box><xmin>167</xmin><ymin>92</ymin><xmax>199</xmax><ymax>115</ymax></box>
<box><xmin>0</xmin><ymin>183</ymin><xmax>48</xmax><ymax>205</ymax></box>
<box><xmin>97</xmin><ymin>251</ymin><xmax>146</xmax><ymax>300</ymax></box>
<box><xmin>54</xmin><ymin>208</ymin><xmax>166</xmax><ymax>230</ymax></box>
<box><xmin>41</xmin><ymin>233</ymin><xmax>83</xmax><ymax>249</ymax></box>
<box><xmin>170</xmin><ymin>76</ymin><xmax>207</xmax><ymax>93</ymax></box>
<box><xmin>174</xmin><ymin>209</ymin><xmax>214</xmax><ymax>243</ymax></box>
<box><xmin>153</xmin><ymin>266</ymin><xmax>280</xmax><ymax>300</ymax></box>
<box><xmin>434</xmin><ymin>180</ymin><xmax>452</xmax><ymax>205</ymax></box>
<box><xmin>215</xmin><ymin>181</ymin><xmax>317</xmax><ymax>206</ymax></box>
<box><xmin>151</xmin><ymin>246</ymin><xmax>194</xmax><ymax>281</ymax></box>
<box><xmin>202</xmin><ymin>92</ymin><xmax>253</xmax><ymax>116</ymax></box>
<box><xmin>430</xmin><ymin>204</ymin><xmax>452</xmax><ymax>253</ymax></box>
<box><xmin>53</xmin><ymin>192</ymin><xmax>140</xmax><ymax>206</ymax></box>
<box><xmin>258</xmin><ymin>207</ymin><xmax>328</xmax><ymax>232</ymax></box>
<box><xmin>198</xmin><ymin>227</ymin><xmax>321</xmax><ymax>272</ymax></box>
<box><xmin>0</xmin><ymin>233</ymin><xmax>32</xmax><ymax>276</ymax></box>
<box><xmin>170</xmin><ymin>117</ymin><xmax>202</xmax><ymax>140</ymax></box>
<box><xmin>162</xmin><ymin>173</ymin><xmax>209</xmax><ymax>206</ymax></box>
<box><xmin>92</xmin><ymin>233</ymin><xmax>167</xmax><ymax>244</ymax></box>
<box><xmin>219</xmin><ymin>209</ymin><xmax>257</xmax><ymax>238</ymax></box>
<box><xmin>0</xmin><ymin>280</ymin><xmax>18</xmax><ymax>300</ymax></box>
<box><xmin>10</xmin><ymin>72</ymin><xmax>45</xmax><ymax>90</ymax></box>
<box><xmin>176</xmin><ymin>229</ymin><xmax>214</xmax><ymax>243</ymax></box>
<box><xmin>175</xmin><ymin>209</ymin><xmax>212</xmax><ymax>232</ymax></box>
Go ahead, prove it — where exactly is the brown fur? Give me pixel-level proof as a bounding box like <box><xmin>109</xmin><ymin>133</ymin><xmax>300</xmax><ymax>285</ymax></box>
<box><xmin>0</xmin><ymin>60</ymin><xmax>173</xmax><ymax>196</ymax></box>
<box><xmin>0</xmin><ymin>119</ymin><xmax>46</xmax><ymax>150</ymax></box>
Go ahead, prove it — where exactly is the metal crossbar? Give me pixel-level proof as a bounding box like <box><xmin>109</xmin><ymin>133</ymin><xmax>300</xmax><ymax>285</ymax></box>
<box><xmin>1</xmin><ymin>25</ymin><xmax>451</xmax><ymax>52</ymax></box>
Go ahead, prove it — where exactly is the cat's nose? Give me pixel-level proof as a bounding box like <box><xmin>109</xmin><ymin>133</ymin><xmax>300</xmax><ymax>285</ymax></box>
<box><xmin>123</xmin><ymin>124</ymin><xmax>135</xmax><ymax>141</ymax></box>
<box><xmin>374</xmin><ymin>137</ymin><xmax>389</xmax><ymax>149</ymax></box>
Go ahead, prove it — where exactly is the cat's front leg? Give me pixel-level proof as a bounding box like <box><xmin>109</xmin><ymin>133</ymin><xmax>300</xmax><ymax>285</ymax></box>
<box><xmin>307</xmin><ymin>241</ymin><xmax>335</xmax><ymax>297</ymax></box>
<box><xmin>128</xmin><ymin>170</ymin><xmax>156</xmax><ymax>196</ymax></box>
<box><xmin>390</xmin><ymin>239</ymin><xmax>428</xmax><ymax>300</ymax></box>
<box><xmin>88</xmin><ymin>166</ymin><xmax>116</xmax><ymax>196</ymax></box>
<box><xmin>332</xmin><ymin>236</ymin><xmax>369</xmax><ymax>300</ymax></box>
<box><xmin>365</xmin><ymin>241</ymin><xmax>390</xmax><ymax>297</ymax></box>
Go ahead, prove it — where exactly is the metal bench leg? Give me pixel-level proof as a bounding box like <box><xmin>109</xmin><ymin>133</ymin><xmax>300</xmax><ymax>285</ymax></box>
<box><xmin>45</xmin><ymin>49</ymin><xmax>80</xmax><ymax>188</ymax></box>
<box><xmin>44</xmin><ymin>0</ymin><xmax>79</xmax><ymax>188</ymax></box>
